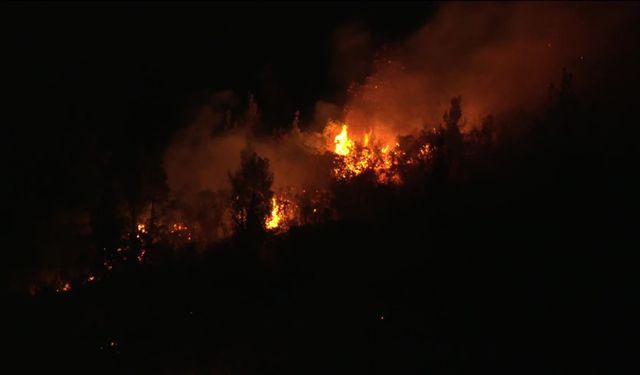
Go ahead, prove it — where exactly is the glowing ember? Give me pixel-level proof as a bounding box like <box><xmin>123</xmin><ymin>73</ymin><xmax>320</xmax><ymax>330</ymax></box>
<box><xmin>137</xmin><ymin>249</ymin><xmax>146</xmax><ymax>263</ymax></box>
<box><xmin>56</xmin><ymin>282</ymin><xmax>72</xmax><ymax>293</ymax></box>
<box><xmin>171</xmin><ymin>223</ymin><xmax>189</xmax><ymax>233</ymax></box>
<box><xmin>265</xmin><ymin>197</ymin><xmax>283</xmax><ymax>230</ymax></box>
<box><xmin>169</xmin><ymin>222</ymin><xmax>192</xmax><ymax>241</ymax></box>
<box><xmin>137</xmin><ymin>223</ymin><xmax>147</xmax><ymax>235</ymax></box>
<box><xmin>87</xmin><ymin>275</ymin><xmax>96</xmax><ymax>282</ymax></box>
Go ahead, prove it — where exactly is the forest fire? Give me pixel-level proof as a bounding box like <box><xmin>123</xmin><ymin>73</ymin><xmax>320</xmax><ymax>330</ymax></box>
<box><xmin>8</xmin><ymin>3</ymin><xmax>638</xmax><ymax>373</ymax></box>
<box><xmin>29</xmin><ymin>98</ymin><xmax>454</xmax><ymax>297</ymax></box>
<box><xmin>328</xmin><ymin>122</ymin><xmax>409</xmax><ymax>184</ymax></box>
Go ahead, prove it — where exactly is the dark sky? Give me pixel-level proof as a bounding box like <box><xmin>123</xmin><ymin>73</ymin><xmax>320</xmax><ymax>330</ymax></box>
<box><xmin>5</xmin><ymin>3</ymin><xmax>436</xmax><ymax>187</ymax></box>
<box><xmin>7</xmin><ymin>2</ymin><xmax>436</xmax><ymax>127</ymax></box>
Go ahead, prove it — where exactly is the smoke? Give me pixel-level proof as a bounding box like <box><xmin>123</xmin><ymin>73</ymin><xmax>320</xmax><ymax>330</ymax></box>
<box><xmin>164</xmin><ymin>104</ymin><xmax>245</xmax><ymax>195</ymax></box>
<box><xmin>164</xmin><ymin>2</ymin><xmax>638</xmax><ymax>194</ymax></box>
<box><xmin>164</xmin><ymin>93</ymin><xmax>333</xmax><ymax>197</ymax></box>
<box><xmin>330</xmin><ymin>22</ymin><xmax>374</xmax><ymax>100</ymax></box>
<box><xmin>339</xmin><ymin>2</ymin><xmax>639</xmax><ymax>142</ymax></box>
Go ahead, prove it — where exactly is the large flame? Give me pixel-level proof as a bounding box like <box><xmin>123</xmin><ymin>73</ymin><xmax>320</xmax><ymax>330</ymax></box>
<box><xmin>334</xmin><ymin>124</ymin><xmax>354</xmax><ymax>156</ymax></box>
<box><xmin>265</xmin><ymin>197</ymin><xmax>283</xmax><ymax>230</ymax></box>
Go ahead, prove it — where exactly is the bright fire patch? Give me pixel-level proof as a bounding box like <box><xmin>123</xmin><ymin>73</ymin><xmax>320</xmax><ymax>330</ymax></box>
<box><xmin>328</xmin><ymin>122</ymin><xmax>405</xmax><ymax>184</ymax></box>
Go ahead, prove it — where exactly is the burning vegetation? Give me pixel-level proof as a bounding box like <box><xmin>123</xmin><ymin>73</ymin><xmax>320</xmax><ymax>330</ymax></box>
<box><xmin>27</xmin><ymin>87</ymin><xmax>487</xmax><ymax>294</ymax></box>
<box><xmin>326</xmin><ymin>121</ymin><xmax>404</xmax><ymax>184</ymax></box>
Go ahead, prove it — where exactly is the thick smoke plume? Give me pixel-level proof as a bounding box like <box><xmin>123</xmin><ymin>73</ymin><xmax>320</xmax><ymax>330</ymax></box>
<box><xmin>340</xmin><ymin>2</ymin><xmax>637</xmax><ymax>143</ymax></box>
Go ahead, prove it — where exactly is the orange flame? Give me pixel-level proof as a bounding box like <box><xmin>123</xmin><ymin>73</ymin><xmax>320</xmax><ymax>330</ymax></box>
<box><xmin>265</xmin><ymin>197</ymin><xmax>282</xmax><ymax>230</ymax></box>
<box><xmin>334</xmin><ymin>124</ymin><xmax>354</xmax><ymax>156</ymax></box>
<box><xmin>328</xmin><ymin>122</ymin><xmax>403</xmax><ymax>183</ymax></box>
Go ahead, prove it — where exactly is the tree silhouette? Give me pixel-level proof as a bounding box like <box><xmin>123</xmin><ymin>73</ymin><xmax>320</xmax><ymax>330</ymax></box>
<box><xmin>443</xmin><ymin>96</ymin><xmax>462</xmax><ymax>133</ymax></box>
<box><xmin>228</xmin><ymin>147</ymin><xmax>274</xmax><ymax>236</ymax></box>
<box><xmin>428</xmin><ymin>96</ymin><xmax>465</xmax><ymax>185</ymax></box>
<box><xmin>443</xmin><ymin>95</ymin><xmax>464</xmax><ymax>154</ymax></box>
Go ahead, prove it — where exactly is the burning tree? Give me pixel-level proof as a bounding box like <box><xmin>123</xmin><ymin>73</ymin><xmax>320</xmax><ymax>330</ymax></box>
<box><xmin>228</xmin><ymin>147</ymin><xmax>274</xmax><ymax>235</ymax></box>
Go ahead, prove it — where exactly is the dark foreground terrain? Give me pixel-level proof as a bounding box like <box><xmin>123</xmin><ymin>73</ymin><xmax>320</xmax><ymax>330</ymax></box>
<box><xmin>6</xmin><ymin>139</ymin><xmax>635</xmax><ymax>373</ymax></box>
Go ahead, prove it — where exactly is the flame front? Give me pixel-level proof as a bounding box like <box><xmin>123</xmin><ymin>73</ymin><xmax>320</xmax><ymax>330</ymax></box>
<box><xmin>329</xmin><ymin>122</ymin><xmax>404</xmax><ymax>184</ymax></box>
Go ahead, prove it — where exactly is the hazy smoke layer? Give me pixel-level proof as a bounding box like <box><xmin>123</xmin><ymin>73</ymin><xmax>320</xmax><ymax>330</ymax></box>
<box><xmin>164</xmin><ymin>99</ymin><xmax>332</xmax><ymax>195</ymax></box>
